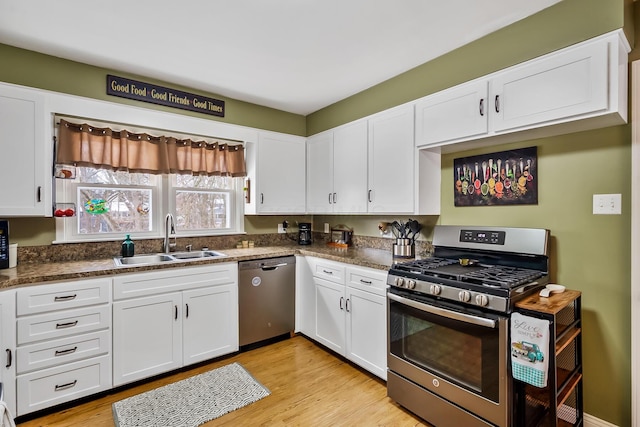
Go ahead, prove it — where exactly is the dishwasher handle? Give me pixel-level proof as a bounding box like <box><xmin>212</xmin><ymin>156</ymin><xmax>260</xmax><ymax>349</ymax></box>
<box><xmin>261</xmin><ymin>263</ymin><xmax>289</xmax><ymax>271</ymax></box>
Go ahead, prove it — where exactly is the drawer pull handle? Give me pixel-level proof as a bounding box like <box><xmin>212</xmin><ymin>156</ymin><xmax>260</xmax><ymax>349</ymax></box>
<box><xmin>339</xmin><ymin>296</ymin><xmax>344</xmax><ymax>310</ymax></box>
<box><xmin>54</xmin><ymin>294</ymin><xmax>77</xmax><ymax>302</ymax></box>
<box><xmin>345</xmin><ymin>298</ymin><xmax>350</xmax><ymax>313</ymax></box>
<box><xmin>55</xmin><ymin>380</ymin><xmax>77</xmax><ymax>392</ymax></box>
<box><xmin>360</xmin><ymin>279</ymin><xmax>372</xmax><ymax>285</ymax></box>
<box><xmin>5</xmin><ymin>349</ymin><xmax>11</xmax><ymax>368</ymax></box>
<box><xmin>55</xmin><ymin>346</ymin><xmax>78</xmax><ymax>356</ymax></box>
<box><xmin>322</xmin><ymin>270</ymin><xmax>333</xmax><ymax>275</ymax></box>
<box><xmin>55</xmin><ymin>320</ymin><xmax>78</xmax><ymax>329</ymax></box>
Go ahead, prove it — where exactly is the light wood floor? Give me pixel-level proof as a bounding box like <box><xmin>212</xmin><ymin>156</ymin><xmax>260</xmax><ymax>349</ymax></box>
<box><xmin>17</xmin><ymin>335</ymin><xmax>430</xmax><ymax>427</ymax></box>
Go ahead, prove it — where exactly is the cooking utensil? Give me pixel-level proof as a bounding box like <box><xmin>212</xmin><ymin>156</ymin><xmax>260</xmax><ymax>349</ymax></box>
<box><xmin>458</xmin><ymin>258</ymin><xmax>479</xmax><ymax>266</ymax></box>
<box><xmin>409</xmin><ymin>220</ymin><xmax>422</xmax><ymax>243</ymax></box>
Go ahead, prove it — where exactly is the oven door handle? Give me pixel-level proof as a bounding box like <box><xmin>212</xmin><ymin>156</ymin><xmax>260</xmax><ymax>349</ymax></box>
<box><xmin>388</xmin><ymin>293</ymin><xmax>497</xmax><ymax>328</ymax></box>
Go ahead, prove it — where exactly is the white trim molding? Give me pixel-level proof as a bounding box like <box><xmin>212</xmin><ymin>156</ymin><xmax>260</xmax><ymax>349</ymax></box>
<box><xmin>585</xmin><ymin>412</ymin><xmax>620</xmax><ymax>427</ymax></box>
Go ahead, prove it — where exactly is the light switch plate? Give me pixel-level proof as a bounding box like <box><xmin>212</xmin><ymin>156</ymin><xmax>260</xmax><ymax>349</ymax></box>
<box><xmin>593</xmin><ymin>194</ymin><xmax>622</xmax><ymax>215</ymax></box>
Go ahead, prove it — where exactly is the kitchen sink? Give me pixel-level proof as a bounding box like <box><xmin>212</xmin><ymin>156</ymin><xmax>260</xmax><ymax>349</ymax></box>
<box><xmin>114</xmin><ymin>250</ymin><xmax>227</xmax><ymax>267</ymax></box>
<box><xmin>170</xmin><ymin>250</ymin><xmax>226</xmax><ymax>259</ymax></box>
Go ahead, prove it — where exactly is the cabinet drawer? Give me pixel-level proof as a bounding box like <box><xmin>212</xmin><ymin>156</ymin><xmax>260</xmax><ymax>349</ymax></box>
<box><xmin>17</xmin><ymin>330</ymin><xmax>110</xmax><ymax>374</ymax></box>
<box><xmin>310</xmin><ymin>259</ymin><xmax>345</xmax><ymax>284</ymax></box>
<box><xmin>17</xmin><ymin>305</ymin><xmax>110</xmax><ymax>345</ymax></box>
<box><xmin>17</xmin><ymin>278</ymin><xmax>111</xmax><ymax>315</ymax></box>
<box><xmin>113</xmin><ymin>263</ymin><xmax>237</xmax><ymax>300</ymax></box>
<box><xmin>346</xmin><ymin>266</ymin><xmax>388</xmax><ymax>296</ymax></box>
<box><xmin>16</xmin><ymin>355</ymin><xmax>111</xmax><ymax>416</ymax></box>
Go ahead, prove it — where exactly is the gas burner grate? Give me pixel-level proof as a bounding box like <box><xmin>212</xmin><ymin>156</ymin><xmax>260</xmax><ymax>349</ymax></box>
<box><xmin>460</xmin><ymin>267</ymin><xmax>545</xmax><ymax>288</ymax></box>
<box><xmin>392</xmin><ymin>258</ymin><xmax>457</xmax><ymax>275</ymax></box>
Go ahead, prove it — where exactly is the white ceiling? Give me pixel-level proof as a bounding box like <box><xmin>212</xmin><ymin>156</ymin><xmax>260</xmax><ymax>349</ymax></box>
<box><xmin>0</xmin><ymin>0</ymin><xmax>561</xmax><ymax>116</ymax></box>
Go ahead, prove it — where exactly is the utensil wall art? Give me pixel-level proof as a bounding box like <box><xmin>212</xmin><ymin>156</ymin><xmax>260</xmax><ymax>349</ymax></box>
<box><xmin>453</xmin><ymin>146</ymin><xmax>537</xmax><ymax>206</ymax></box>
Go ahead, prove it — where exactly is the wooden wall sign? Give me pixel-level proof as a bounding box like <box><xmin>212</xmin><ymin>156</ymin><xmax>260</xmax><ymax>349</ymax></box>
<box><xmin>107</xmin><ymin>75</ymin><xmax>225</xmax><ymax>117</ymax></box>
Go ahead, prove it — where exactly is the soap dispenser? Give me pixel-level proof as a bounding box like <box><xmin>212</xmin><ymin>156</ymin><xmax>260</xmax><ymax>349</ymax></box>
<box><xmin>121</xmin><ymin>234</ymin><xmax>135</xmax><ymax>257</ymax></box>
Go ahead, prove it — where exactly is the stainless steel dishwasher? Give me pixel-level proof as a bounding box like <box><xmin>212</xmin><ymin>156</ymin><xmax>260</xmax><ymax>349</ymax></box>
<box><xmin>238</xmin><ymin>256</ymin><xmax>295</xmax><ymax>347</ymax></box>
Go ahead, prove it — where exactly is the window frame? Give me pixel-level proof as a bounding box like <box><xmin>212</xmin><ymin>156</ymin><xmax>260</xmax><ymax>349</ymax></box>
<box><xmin>54</xmin><ymin>169</ymin><xmax>245</xmax><ymax>244</ymax></box>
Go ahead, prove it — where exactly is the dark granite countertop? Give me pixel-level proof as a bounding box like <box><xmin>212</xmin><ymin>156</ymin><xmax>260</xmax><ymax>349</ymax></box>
<box><xmin>0</xmin><ymin>243</ymin><xmax>399</xmax><ymax>290</ymax></box>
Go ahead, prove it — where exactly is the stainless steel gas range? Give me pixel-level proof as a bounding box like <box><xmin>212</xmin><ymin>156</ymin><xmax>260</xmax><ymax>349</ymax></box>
<box><xmin>386</xmin><ymin>225</ymin><xmax>550</xmax><ymax>427</ymax></box>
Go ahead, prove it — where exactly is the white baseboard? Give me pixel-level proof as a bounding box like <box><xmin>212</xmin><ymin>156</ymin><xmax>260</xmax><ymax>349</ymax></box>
<box><xmin>585</xmin><ymin>412</ymin><xmax>619</xmax><ymax>427</ymax></box>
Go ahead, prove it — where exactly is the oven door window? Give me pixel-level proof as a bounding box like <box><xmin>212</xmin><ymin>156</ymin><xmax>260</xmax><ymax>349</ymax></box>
<box><xmin>389</xmin><ymin>295</ymin><xmax>502</xmax><ymax>403</ymax></box>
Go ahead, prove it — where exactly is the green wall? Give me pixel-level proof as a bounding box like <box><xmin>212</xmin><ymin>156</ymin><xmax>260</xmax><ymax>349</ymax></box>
<box><xmin>0</xmin><ymin>44</ymin><xmax>306</xmax><ymax>136</ymax></box>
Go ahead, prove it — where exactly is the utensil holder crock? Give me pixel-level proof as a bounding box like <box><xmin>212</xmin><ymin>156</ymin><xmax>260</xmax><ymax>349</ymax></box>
<box><xmin>393</xmin><ymin>243</ymin><xmax>415</xmax><ymax>259</ymax></box>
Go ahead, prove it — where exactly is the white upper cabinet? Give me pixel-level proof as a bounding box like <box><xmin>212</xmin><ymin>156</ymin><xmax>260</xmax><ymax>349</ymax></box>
<box><xmin>333</xmin><ymin>120</ymin><xmax>368</xmax><ymax>213</ymax></box>
<box><xmin>368</xmin><ymin>104</ymin><xmax>415</xmax><ymax>213</ymax></box>
<box><xmin>246</xmin><ymin>131</ymin><xmax>307</xmax><ymax>214</ymax></box>
<box><xmin>306</xmin><ymin>131</ymin><xmax>334</xmax><ymax>213</ymax></box>
<box><xmin>491</xmin><ymin>40</ymin><xmax>608</xmax><ymax>133</ymax></box>
<box><xmin>0</xmin><ymin>84</ymin><xmax>51</xmax><ymax>216</ymax></box>
<box><xmin>415</xmin><ymin>29</ymin><xmax>629</xmax><ymax>149</ymax></box>
<box><xmin>306</xmin><ymin>121</ymin><xmax>368</xmax><ymax>214</ymax></box>
<box><xmin>415</xmin><ymin>80</ymin><xmax>489</xmax><ymax>146</ymax></box>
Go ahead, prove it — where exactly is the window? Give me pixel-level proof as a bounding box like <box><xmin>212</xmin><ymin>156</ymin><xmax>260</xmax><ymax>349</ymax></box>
<box><xmin>172</xmin><ymin>175</ymin><xmax>233</xmax><ymax>232</ymax></box>
<box><xmin>55</xmin><ymin>166</ymin><xmax>243</xmax><ymax>243</ymax></box>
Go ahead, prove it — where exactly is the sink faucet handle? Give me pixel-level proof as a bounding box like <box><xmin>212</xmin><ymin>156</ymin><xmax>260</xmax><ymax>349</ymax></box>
<box><xmin>185</xmin><ymin>244</ymin><xmax>192</xmax><ymax>252</ymax></box>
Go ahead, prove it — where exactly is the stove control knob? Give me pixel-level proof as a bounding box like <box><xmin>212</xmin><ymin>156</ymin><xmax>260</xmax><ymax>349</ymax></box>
<box><xmin>396</xmin><ymin>278</ymin><xmax>405</xmax><ymax>287</ymax></box>
<box><xmin>429</xmin><ymin>284</ymin><xmax>441</xmax><ymax>295</ymax></box>
<box><xmin>458</xmin><ymin>291</ymin><xmax>471</xmax><ymax>303</ymax></box>
<box><xmin>475</xmin><ymin>294</ymin><xmax>489</xmax><ymax>306</ymax></box>
<box><xmin>407</xmin><ymin>280</ymin><xmax>416</xmax><ymax>289</ymax></box>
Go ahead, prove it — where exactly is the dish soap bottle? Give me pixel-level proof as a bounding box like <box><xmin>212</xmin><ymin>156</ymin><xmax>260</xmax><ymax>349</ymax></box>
<box><xmin>121</xmin><ymin>234</ymin><xmax>135</xmax><ymax>257</ymax></box>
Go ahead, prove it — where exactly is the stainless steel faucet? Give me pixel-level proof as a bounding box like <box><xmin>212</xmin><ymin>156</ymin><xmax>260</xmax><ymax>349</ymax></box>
<box><xmin>164</xmin><ymin>213</ymin><xmax>176</xmax><ymax>253</ymax></box>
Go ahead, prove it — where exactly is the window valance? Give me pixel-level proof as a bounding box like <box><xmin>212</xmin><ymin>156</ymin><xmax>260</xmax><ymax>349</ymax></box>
<box><xmin>56</xmin><ymin>119</ymin><xmax>246</xmax><ymax>177</ymax></box>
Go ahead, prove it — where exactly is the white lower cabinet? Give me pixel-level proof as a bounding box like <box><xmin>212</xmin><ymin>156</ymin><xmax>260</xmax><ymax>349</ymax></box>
<box><xmin>15</xmin><ymin>278</ymin><xmax>112</xmax><ymax>416</ymax></box>
<box><xmin>0</xmin><ymin>290</ymin><xmax>17</xmax><ymax>418</ymax></box>
<box><xmin>309</xmin><ymin>257</ymin><xmax>387</xmax><ymax>379</ymax></box>
<box><xmin>112</xmin><ymin>263</ymin><xmax>238</xmax><ymax>387</ymax></box>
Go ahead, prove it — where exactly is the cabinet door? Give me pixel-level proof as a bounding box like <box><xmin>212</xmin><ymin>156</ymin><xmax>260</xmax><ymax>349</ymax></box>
<box><xmin>346</xmin><ymin>287</ymin><xmax>387</xmax><ymax>380</ymax></box>
<box><xmin>257</xmin><ymin>133</ymin><xmax>306</xmax><ymax>213</ymax></box>
<box><xmin>182</xmin><ymin>285</ymin><xmax>238</xmax><ymax>366</ymax></box>
<box><xmin>295</xmin><ymin>256</ymin><xmax>315</xmax><ymax>336</ymax></box>
<box><xmin>491</xmin><ymin>41</ymin><xmax>608</xmax><ymax>133</ymax></box>
<box><xmin>0</xmin><ymin>85</ymin><xmax>49</xmax><ymax>216</ymax></box>
<box><xmin>333</xmin><ymin>120</ymin><xmax>368</xmax><ymax>213</ymax></box>
<box><xmin>0</xmin><ymin>291</ymin><xmax>16</xmax><ymax>418</ymax></box>
<box><xmin>415</xmin><ymin>80</ymin><xmax>489</xmax><ymax>147</ymax></box>
<box><xmin>314</xmin><ymin>278</ymin><xmax>345</xmax><ymax>355</ymax></box>
<box><xmin>112</xmin><ymin>293</ymin><xmax>182</xmax><ymax>386</ymax></box>
<box><xmin>306</xmin><ymin>131</ymin><xmax>333</xmax><ymax>213</ymax></box>
<box><xmin>367</xmin><ymin>104</ymin><xmax>415</xmax><ymax>213</ymax></box>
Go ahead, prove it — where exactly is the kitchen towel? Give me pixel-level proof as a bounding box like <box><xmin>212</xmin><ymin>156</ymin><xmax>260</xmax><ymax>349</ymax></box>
<box><xmin>0</xmin><ymin>401</ymin><xmax>16</xmax><ymax>427</ymax></box>
<box><xmin>510</xmin><ymin>312</ymin><xmax>550</xmax><ymax>388</ymax></box>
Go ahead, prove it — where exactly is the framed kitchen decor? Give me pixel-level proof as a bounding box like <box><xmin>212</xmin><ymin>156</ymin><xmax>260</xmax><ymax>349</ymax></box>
<box><xmin>453</xmin><ymin>146</ymin><xmax>537</xmax><ymax>206</ymax></box>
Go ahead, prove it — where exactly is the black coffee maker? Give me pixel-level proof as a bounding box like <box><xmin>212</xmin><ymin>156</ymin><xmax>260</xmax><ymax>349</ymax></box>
<box><xmin>298</xmin><ymin>223</ymin><xmax>312</xmax><ymax>245</ymax></box>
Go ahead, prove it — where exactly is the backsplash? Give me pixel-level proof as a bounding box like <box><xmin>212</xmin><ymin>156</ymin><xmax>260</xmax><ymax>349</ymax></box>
<box><xmin>16</xmin><ymin>233</ymin><xmax>433</xmax><ymax>264</ymax></box>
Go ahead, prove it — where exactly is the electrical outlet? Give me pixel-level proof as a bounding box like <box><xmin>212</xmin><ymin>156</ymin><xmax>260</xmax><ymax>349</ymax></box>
<box><xmin>324</xmin><ymin>223</ymin><xmax>330</xmax><ymax>233</ymax></box>
<box><xmin>278</xmin><ymin>223</ymin><xmax>285</xmax><ymax>233</ymax></box>
<box><xmin>593</xmin><ymin>194</ymin><xmax>622</xmax><ymax>215</ymax></box>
